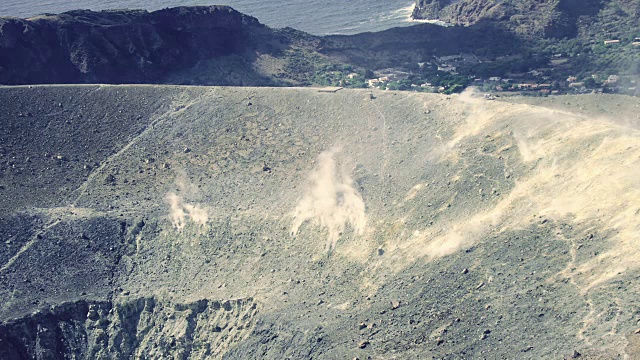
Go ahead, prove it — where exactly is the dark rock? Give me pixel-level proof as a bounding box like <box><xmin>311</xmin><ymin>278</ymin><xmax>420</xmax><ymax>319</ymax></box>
<box><xmin>104</xmin><ymin>174</ymin><xmax>116</xmax><ymax>184</ymax></box>
<box><xmin>411</xmin><ymin>0</ymin><xmax>609</xmax><ymax>39</ymax></box>
<box><xmin>411</xmin><ymin>0</ymin><xmax>450</xmax><ymax>20</ymax></box>
<box><xmin>0</xmin><ymin>6</ymin><xmax>266</xmax><ymax>85</ymax></box>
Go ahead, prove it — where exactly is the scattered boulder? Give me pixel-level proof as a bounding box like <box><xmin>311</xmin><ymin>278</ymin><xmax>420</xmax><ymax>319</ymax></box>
<box><xmin>104</xmin><ymin>174</ymin><xmax>116</xmax><ymax>184</ymax></box>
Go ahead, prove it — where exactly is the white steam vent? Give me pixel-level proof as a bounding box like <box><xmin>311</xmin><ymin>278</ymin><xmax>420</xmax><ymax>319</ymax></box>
<box><xmin>291</xmin><ymin>147</ymin><xmax>367</xmax><ymax>251</ymax></box>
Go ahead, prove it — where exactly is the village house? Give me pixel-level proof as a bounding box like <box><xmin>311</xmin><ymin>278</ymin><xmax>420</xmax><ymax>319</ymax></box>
<box><xmin>551</xmin><ymin>57</ymin><xmax>569</xmax><ymax>65</ymax></box>
<box><xmin>516</xmin><ymin>83</ymin><xmax>540</xmax><ymax>90</ymax></box>
<box><xmin>606</xmin><ymin>75</ymin><xmax>619</xmax><ymax>84</ymax></box>
<box><xmin>437</xmin><ymin>55</ymin><xmax>462</xmax><ymax>62</ymax></box>
<box><xmin>437</xmin><ymin>65</ymin><xmax>457</xmax><ymax>73</ymax></box>
<box><xmin>567</xmin><ymin>76</ymin><xmax>577</xmax><ymax>82</ymax></box>
<box><xmin>569</xmin><ymin>82</ymin><xmax>585</xmax><ymax>88</ymax></box>
<box><xmin>488</xmin><ymin>77</ymin><xmax>501</xmax><ymax>82</ymax></box>
<box><xmin>421</xmin><ymin>84</ymin><xmax>436</xmax><ymax>92</ymax></box>
<box><xmin>604</xmin><ymin>39</ymin><xmax>620</xmax><ymax>45</ymax></box>
<box><xmin>375</xmin><ymin>69</ymin><xmax>409</xmax><ymax>81</ymax></box>
<box><xmin>347</xmin><ymin>73</ymin><xmax>359</xmax><ymax>79</ymax></box>
<box><xmin>633</xmin><ymin>38</ymin><xmax>640</xmax><ymax>46</ymax></box>
<box><xmin>367</xmin><ymin>79</ymin><xmax>381</xmax><ymax>87</ymax></box>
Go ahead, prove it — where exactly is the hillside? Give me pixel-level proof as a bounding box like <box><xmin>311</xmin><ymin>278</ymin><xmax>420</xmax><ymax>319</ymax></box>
<box><xmin>1</xmin><ymin>5</ymin><xmax>638</xmax><ymax>96</ymax></box>
<box><xmin>1</xmin><ymin>85</ymin><xmax>639</xmax><ymax>358</ymax></box>
<box><xmin>412</xmin><ymin>0</ymin><xmax>640</xmax><ymax>39</ymax></box>
<box><xmin>0</xmin><ymin>6</ymin><xmax>330</xmax><ymax>86</ymax></box>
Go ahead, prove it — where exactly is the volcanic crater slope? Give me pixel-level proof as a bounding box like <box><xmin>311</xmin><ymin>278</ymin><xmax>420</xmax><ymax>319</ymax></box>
<box><xmin>1</xmin><ymin>85</ymin><xmax>639</xmax><ymax>359</ymax></box>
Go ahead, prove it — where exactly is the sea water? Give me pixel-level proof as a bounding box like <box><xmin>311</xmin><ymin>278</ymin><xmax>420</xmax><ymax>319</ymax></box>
<box><xmin>0</xmin><ymin>0</ymin><xmax>423</xmax><ymax>35</ymax></box>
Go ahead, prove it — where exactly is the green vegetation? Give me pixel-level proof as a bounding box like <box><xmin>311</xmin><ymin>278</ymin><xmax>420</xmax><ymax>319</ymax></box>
<box><xmin>425</xmin><ymin>73</ymin><xmax>470</xmax><ymax>91</ymax></box>
<box><xmin>310</xmin><ymin>64</ymin><xmax>373</xmax><ymax>88</ymax></box>
<box><xmin>318</xmin><ymin>0</ymin><xmax>639</xmax><ymax>95</ymax></box>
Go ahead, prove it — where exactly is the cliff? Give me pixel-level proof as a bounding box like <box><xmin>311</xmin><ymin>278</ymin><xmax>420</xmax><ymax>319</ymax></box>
<box><xmin>412</xmin><ymin>0</ymin><xmax>639</xmax><ymax>39</ymax></box>
<box><xmin>411</xmin><ymin>0</ymin><xmax>453</xmax><ymax>20</ymax></box>
<box><xmin>0</xmin><ymin>6</ymin><xmax>289</xmax><ymax>85</ymax></box>
<box><xmin>0</xmin><ymin>4</ymin><xmax>637</xmax><ymax>88</ymax></box>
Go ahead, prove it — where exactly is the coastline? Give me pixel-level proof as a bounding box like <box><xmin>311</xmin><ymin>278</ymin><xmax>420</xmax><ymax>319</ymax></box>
<box><xmin>325</xmin><ymin>2</ymin><xmax>447</xmax><ymax>35</ymax></box>
<box><xmin>400</xmin><ymin>3</ymin><xmax>450</xmax><ymax>26</ymax></box>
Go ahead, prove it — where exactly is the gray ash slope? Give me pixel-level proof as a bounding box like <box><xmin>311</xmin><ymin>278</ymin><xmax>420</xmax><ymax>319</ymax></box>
<box><xmin>1</xmin><ymin>85</ymin><xmax>640</xmax><ymax>359</ymax></box>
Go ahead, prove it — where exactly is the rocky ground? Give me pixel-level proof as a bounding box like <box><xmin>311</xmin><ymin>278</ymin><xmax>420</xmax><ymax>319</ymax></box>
<box><xmin>0</xmin><ymin>85</ymin><xmax>639</xmax><ymax>359</ymax></box>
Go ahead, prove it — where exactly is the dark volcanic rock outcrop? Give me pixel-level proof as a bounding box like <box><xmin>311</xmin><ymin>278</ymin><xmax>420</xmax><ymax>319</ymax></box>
<box><xmin>0</xmin><ymin>296</ymin><xmax>258</xmax><ymax>359</ymax></box>
<box><xmin>410</xmin><ymin>0</ymin><xmax>454</xmax><ymax>20</ymax></box>
<box><xmin>0</xmin><ymin>6</ymin><xmax>271</xmax><ymax>85</ymax></box>
<box><xmin>412</xmin><ymin>0</ymin><xmax>638</xmax><ymax>38</ymax></box>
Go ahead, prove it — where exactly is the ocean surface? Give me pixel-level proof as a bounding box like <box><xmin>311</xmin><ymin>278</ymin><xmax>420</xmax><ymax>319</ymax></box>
<box><xmin>0</xmin><ymin>0</ymin><xmax>424</xmax><ymax>35</ymax></box>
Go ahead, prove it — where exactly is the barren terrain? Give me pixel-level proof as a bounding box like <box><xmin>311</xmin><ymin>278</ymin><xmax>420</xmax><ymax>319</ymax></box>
<box><xmin>0</xmin><ymin>85</ymin><xmax>639</xmax><ymax>359</ymax></box>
